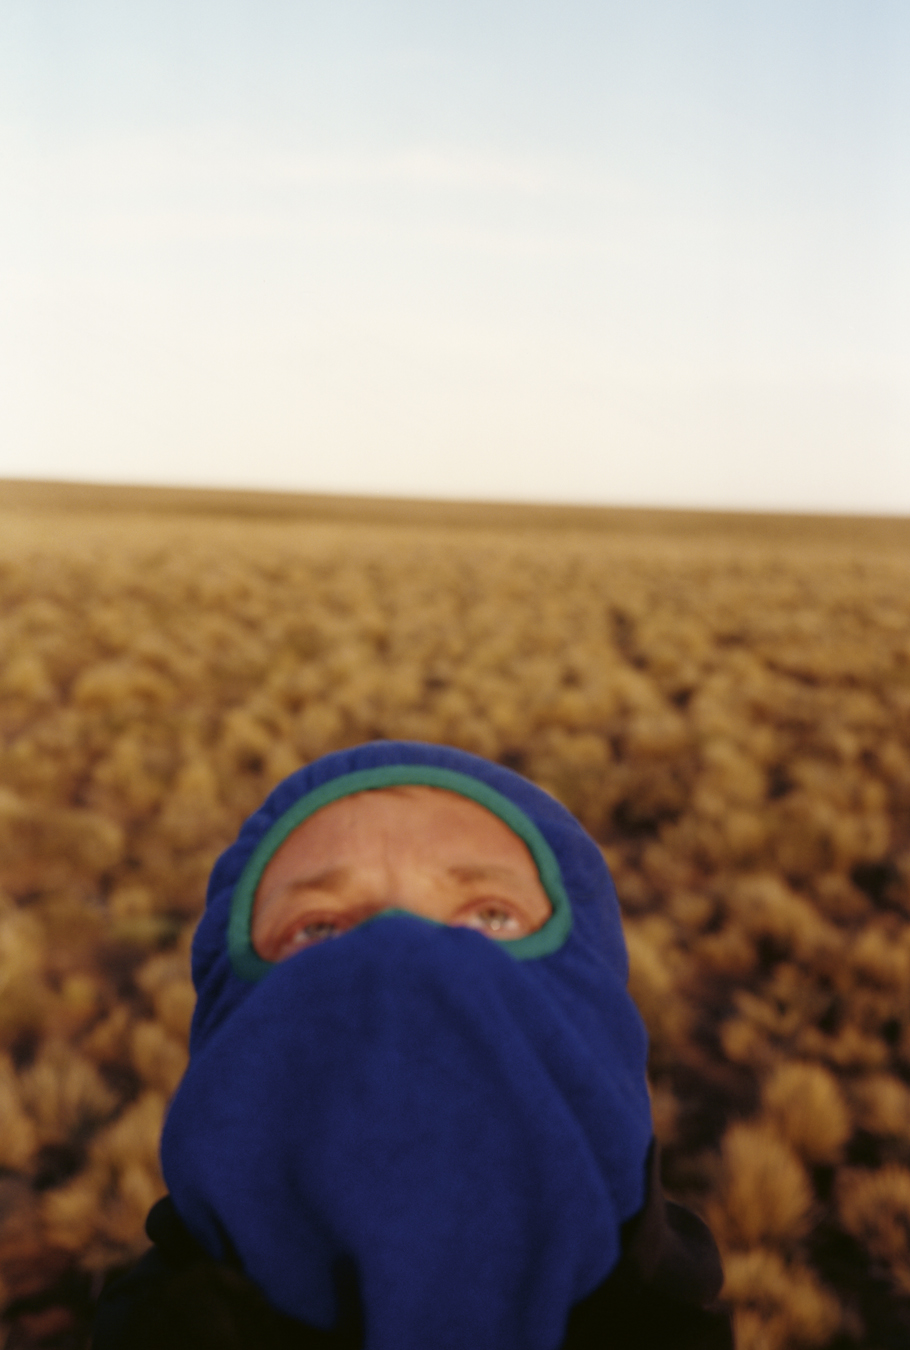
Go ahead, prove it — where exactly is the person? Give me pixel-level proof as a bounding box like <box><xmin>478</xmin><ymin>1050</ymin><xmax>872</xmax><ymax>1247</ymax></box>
<box><xmin>93</xmin><ymin>741</ymin><xmax>732</xmax><ymax>1350</ymax></box>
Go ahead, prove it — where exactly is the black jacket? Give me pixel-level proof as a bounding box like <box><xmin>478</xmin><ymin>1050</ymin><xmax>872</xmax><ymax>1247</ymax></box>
<box><xmin>92</xmin><ymin>1144</ymin><xmax>732</xmax><ymax>1350</ymax></box>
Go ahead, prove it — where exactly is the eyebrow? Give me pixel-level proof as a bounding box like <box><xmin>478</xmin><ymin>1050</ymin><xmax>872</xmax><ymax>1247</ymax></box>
<box><xmin>445</xmin><ymin>864</ymin><xmax>530</xmax><ymax>887</ymax></box>
<box><xmin>268</xmin><ymin>862</ymin><xmax>530</xmax><ymax>903</ymax></box>
<box><xmin>270</xmin><ymin>867</ymin><xmax>355</xmax><ymax>901</ymax></box>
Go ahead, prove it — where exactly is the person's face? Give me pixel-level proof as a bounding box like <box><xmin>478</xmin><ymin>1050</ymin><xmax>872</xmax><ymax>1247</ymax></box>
<box><xmin>252</xmin><ymin>786</ymin><xmax>553</xmax><ymax>962</ymax></box>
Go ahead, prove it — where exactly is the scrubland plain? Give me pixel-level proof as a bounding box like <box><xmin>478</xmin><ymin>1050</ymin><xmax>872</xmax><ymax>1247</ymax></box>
<box><xmin>1</xmin><ymin>483</ymin><xmax>910</xmax><ymax>1349</ymax></box>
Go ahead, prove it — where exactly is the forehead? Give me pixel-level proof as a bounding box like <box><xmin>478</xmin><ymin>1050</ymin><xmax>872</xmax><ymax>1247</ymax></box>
<box><xmin>257</xmin><ymin>786</ymin><xmax>539</xmax><ymax>889</ymax></box>
<box><xmin>227</xmin><ymin>766</ymin><xmax>576</xmax><ymax>977</ymax></box>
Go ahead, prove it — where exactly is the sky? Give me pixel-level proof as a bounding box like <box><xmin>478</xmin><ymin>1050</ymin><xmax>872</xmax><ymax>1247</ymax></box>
<box><xmin>1</xmin><ymin>1</ymin><xmax>909</xmax><ymax>514</ymax></box>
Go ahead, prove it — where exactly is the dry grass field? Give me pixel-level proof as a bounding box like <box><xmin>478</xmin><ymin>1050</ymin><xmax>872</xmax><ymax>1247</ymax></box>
<box><xmin>1</xmin><ymin>481</ymin><xmax>910</xmax><ymax>1349</ymax></box>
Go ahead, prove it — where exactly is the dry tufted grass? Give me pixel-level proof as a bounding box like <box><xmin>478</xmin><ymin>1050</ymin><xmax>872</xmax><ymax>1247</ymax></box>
<box><xmin>761</xmin><ymin>1062</ymin><xmax>851</xmax><ymax>1165</ymax></box>
<box><xmin>708</xmin><ymin>1122</ymin><xmax>816</xmax><ymax>1248</ymax></box>
<box><xmin>2</xmin><ymin>481</ymin><xmax>910</xmax><ymax>1348</ymax></box>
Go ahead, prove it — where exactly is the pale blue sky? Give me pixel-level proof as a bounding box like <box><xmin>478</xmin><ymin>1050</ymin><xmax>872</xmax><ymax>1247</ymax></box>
<box><xmin>2</xmin><ymin>2</ymin><xmax>908</xmax><ymax>512</ymax></box>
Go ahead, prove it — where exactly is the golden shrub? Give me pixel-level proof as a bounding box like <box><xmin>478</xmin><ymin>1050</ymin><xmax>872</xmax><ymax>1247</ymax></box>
<box><xmin>0</xmin><ymin>794</ymin><xmax>125</xmax><ymax>891</ymax></box>
<box><xmin>0</xmin><ymin>653</ymin><xmax>56</xmax><ymax>704</ymax></box>
<box><xmin>107</xmin><ymin>885</ymin><xmax>155</xmax><ymax>920</ymax></box>
<box><xmin>850</xmin><ymin>923</ymin><xmax>910</xmax><ymax>991</ymax></box>
<box><xmin>72</xmin><ymin>661</ymin><xmax>176</xmax><ymax>716</ymax></box>
<box><xmin>54</xmin><ymin>973</ymin><xmax>104</xmax><ymax>1038</ymax></box>
<box><xmin>0</xmin><ymin>1054</ymin><xmax>38</xmax><ymax>1171</ymax></box>
<box><xmin>710</xmin><ymin>1123</ymin><xmax>815</xmax><ymax>1248</ymax></box>
<box><xmin>726</xmin><ymin>875</ymin><xmax>840</xmax><ymax>965</ymax></box>
<box><xmin>156</xmin><ymin>756</ymin><xmax>226</xmax><ymax>851</ymax></box>
<box><xmin>0</xmin><ymin>906</ymin><xmax>48</xmax><ymax>1051</ymax></box>
<box><xmin>811</xmin><ymin>873</ymin><xmax>871</xmax><ymax>924</ymax></box>
<box><xmin>837</xmin><ymin>1165</ymin><xmax>910</xmax><ymax>1295</ymax></box>
<box><xmin>89</xmin><ymin>734</ymin><xmax>169</xmax><ymax>819</ymax></box>
<box><xmin>796</xmin><ymin>1022</ymin><xmax>891</xmax><ymax>1072</ymax></box>
<box><xmin>18</xmin><ymin>1041</ymin><xmax>118</xmax><ymax>1146</ymax></box>
<box><xmin>44</xmin><ymin>1091</ymin><xmax>168</xmax><ymax>1261</ymax></box>
<box><xmin>151</xmin><ymin>979</ymin><xmax>196</xmax><ymax>1044</ymax></box>
<box><xmin>761</xmin><ymin>1062</ymin><xmax>851</xmax><ymax>1164</ymax></box>
<box><xmin>41</xmin><ymin>1173</ymin><xmax>105</xmax><ymax>1255</ymax></box>
<box><xmin>0</xmin><ymin>902</ymin><xmax>44</xmax><ymax>989</ymax></box>
<box><xmin>89</xmin><ymin>1090</ymin><xmax>167</xmax><ymax>1198</ymax></box>
<box><xmin>624</xmin><ymin>922</ymin><xmax>691</xmax><ymax>1061</ymax></box>
<box><xmin>849</xmin><ymin>1073</ymin><xmax>910</xmax><ymax>1140</ymax></box>
<box><xmin>723</xmin><ymin>1249</ymin><xmax>845</xmax><ymax>1350</ymax></box>
<box><xmin>129</xmin><ymin>1020</ymin><xmax>189</xmax><ymax>1096</ymax></box>
<box><xmin>81</xmin><ymin>1005</ymin><xmax>134</xmax><ymax>1069</ymax></box>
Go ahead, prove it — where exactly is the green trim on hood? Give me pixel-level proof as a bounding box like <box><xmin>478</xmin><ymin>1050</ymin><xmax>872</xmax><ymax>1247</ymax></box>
<box><xmin>228</xmin><ymin>764</ymin><xmax>573</xmax><ymax>981</ymax></box>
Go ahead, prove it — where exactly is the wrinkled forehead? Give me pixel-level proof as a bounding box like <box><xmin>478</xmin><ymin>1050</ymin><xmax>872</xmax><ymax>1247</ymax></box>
<box><xmin>228</xmin><ymin>765</ymin><xmax>574</xmax><ymax>980</ymax></box>
<box><xmin>255</xmin><ymin>783</ymin><xmax>545</xmax><ymax>894</ymax></box>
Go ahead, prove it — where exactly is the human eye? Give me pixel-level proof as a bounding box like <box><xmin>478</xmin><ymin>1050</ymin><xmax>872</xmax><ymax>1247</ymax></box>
<box><xmin>461</xmin><ymin>902</ymin><xmax>527</xmax><ymax>940</ymax></box>
<box><xmin>276</xmin><ymin>916</ymin><xmax>347</xmax><ymax>960</ymax></box>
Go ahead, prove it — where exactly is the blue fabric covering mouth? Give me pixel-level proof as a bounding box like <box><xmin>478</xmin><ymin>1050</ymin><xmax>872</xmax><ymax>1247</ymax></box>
<box><xmin>162</xmin><ymin>741</ymin><xmax>653</xmax><ymax>1350</ymax></box>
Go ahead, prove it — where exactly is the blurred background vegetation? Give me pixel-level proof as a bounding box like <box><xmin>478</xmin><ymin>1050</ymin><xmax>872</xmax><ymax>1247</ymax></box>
<box><xmin>1</xmin><ymin>484</ymin><xmax>910</xmax><ymax>1350</ymax></box>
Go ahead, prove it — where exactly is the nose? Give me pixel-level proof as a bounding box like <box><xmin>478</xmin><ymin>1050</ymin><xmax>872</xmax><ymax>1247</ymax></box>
<box><xmin>356</xmin><ymin>862</ymin><xmax>445</xmax><ymax>925</ymax></box>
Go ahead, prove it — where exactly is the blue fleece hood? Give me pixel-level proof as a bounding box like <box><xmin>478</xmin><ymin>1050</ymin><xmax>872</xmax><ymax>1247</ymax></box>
<box><xmin>161</xmin><ymin>741</ymin><xmax>652</xmax><ymax>1350</ymax></box>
